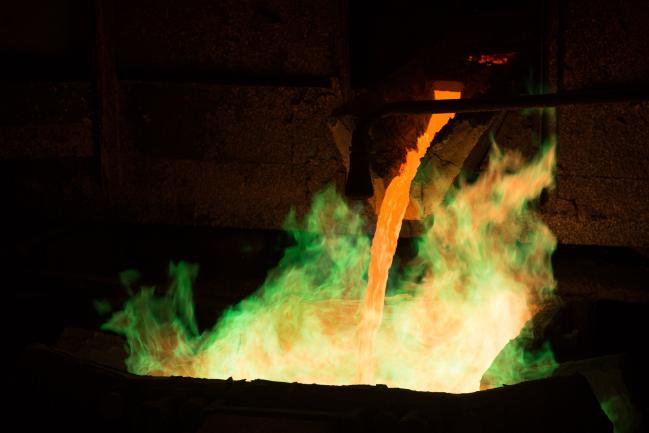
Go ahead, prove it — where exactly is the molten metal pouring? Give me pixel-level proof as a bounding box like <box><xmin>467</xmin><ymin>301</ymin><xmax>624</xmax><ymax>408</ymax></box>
<box><xmin>357</xmin><ymin>90</ymin><xmax>460</xmax><ymax>384</ymax></box>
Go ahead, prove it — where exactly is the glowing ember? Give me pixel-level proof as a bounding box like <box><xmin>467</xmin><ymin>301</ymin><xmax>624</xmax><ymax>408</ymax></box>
<box><xmin>103</xmin><ymin>99</ymin><xmax>558</xmax><ymax>392</ymax></box>
<box><xmin>467</xmin><ymin>52</ymin><xmax>516</xmax><ymax>65</ymax></box>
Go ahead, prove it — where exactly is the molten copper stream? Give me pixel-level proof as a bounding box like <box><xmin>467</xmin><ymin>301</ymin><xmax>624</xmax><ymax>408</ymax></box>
<box><xmin>357</xmin><ymin>89</ymin><xmax>461</xmax><ymax>384</ymax></box>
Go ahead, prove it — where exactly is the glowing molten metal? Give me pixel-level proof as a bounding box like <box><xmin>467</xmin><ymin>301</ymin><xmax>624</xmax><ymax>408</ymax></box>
<box><xmin>357</xmin><ymin>90</ymin><xmax>460</xmax><ymax>385</ymax></box>
<box><xmin>104</xmin><ymin>93</ymin><xmax>558</xmax><ymax>393</ymax></box>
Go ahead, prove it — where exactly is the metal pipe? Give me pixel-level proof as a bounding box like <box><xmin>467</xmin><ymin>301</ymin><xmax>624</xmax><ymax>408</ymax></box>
<box><xmin>345</xmin><ymin>88</ymin><xmax>649</xmax><ymax>199</ymax></box>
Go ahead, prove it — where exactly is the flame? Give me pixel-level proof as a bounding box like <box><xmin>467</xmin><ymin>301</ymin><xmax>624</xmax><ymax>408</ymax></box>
<box><xmin>103</xmin><ymin>98</ymin><xmax>558</xmax><ymax>393</ymax></box>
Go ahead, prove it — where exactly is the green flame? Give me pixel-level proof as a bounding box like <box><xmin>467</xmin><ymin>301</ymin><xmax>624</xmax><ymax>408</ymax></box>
<box><xmin>103</xmin><ymin>143</ymin><xmax>559</xmax><ymax>391</ymax></box>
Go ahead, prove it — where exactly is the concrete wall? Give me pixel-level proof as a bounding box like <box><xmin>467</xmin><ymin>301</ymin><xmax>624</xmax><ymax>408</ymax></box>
<box><xmin>542</xmin><ymin>0</ymin><xmax>649</xmax><ymax>246</ymax></box>
<box><xmin>1</xmin><ymin>0</ymin><xmax>648</xmax><ymax>246</ymax></box>
<box><xmin>1</xmin><ymin>0</ymin><xmax>348</xmax><ymax>230</ymax></box>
